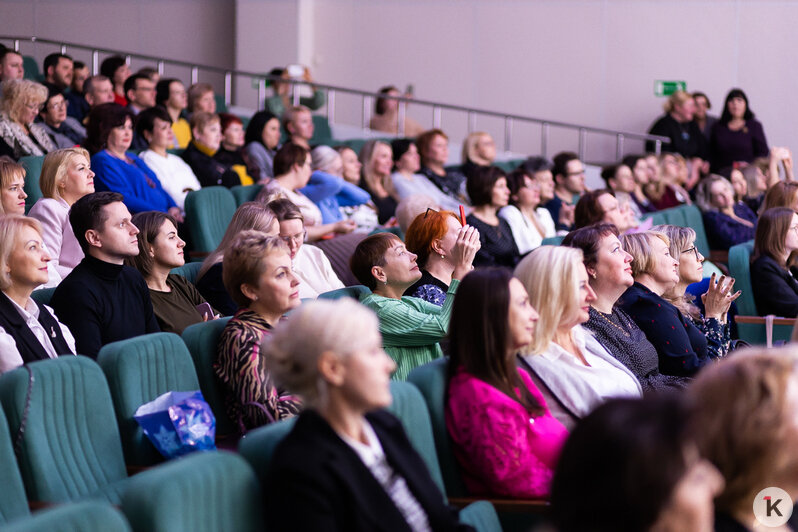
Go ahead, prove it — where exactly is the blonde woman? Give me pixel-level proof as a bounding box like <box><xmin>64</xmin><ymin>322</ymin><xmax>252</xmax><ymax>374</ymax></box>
<box><xmin>515</xmin><ymin>246</ymin><xmax>641</xmax><ymax>428</ymax></box>
<box><xmin>460</xmin><ymin>131</ymin><xmax>496</xmax><ymax>179</ymax></box>
<box><xmin>0</xmin><ymin>79</ymin><xmax>55</xmax><ymax>159</ymax></box>
<box><xmin>359</xmin><ymin>140</ymin><xmax>398</xmax><ymax>224</ymax></box>
<box><xmin>28</xmin><ymin>148</ymin><xmax>95</xmax><ymax>277</ymax></box>
<box><xmin>694</xmin><ymin>174</ymin><xmax>756</xmax><ymax>250</ymax></box>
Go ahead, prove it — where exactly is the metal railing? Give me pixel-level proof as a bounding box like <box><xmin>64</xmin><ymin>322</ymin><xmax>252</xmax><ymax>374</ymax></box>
<box><xmin>3</xmin><ymin>35</ymin><xmax>668</xmax><ymax>160</ymax></box>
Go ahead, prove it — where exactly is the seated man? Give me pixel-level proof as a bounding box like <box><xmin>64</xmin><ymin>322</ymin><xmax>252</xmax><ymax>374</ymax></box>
<box><xmin>0</xmin><ymin>49</ymin><xmax>24</xmax><ymax>98</ymax></box>
<box><xmin>83</xmin><ymin>75</ymin><xmax>115</xmax><ymax>113</ymax></box>
<box><xmin>544</xmin><ymin>151</ymin><xmax>585</xmax><ymax>232</ymax></box>
<box><xmin>282</xmin><ymin>105</ymin><xmax>314</xmax><ymax>149</ymax></box>
<box><xmin>67</xmin><ymin>60</ymin><xmax>90</xmax><ymax>122</ymax></box>
<box><xmin>43</xmin><ymin>53</ymin><xmax>73</xmax><ymax>91</ymax></box>
<box><xmin>181</xmin><ymin>111</ymin><xmax>240</xmax><ymax>188</ymax></box>
<box><xmin>38</xmin><ymin>83</ymin><xmax>87</xmax><ymax>148</ymax></box>
<box><xmin>51</xmin><ymin>191</ymin><xmax>159</xmax><ymax>358</ymax></box>
<box><xmin>124</xmin><ymin>73</ymin><xmax>156</xmax><ymax>115</ymax></box>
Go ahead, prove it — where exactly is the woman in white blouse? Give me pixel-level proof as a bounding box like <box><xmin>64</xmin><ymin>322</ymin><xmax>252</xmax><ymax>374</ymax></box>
<box><xmin>499</xmin><ymin>167</ymin><xmax>556</xmax><ymax>255</ymax></box>
<box><xmin>0</xmin><ymin>215</ymin><xmax>75</xmax><ymax>373</ymax></box>
<box><xmin>515</xmin><ymin>245</ymin><xmax>641</xmax><ymax>426</ymax></box>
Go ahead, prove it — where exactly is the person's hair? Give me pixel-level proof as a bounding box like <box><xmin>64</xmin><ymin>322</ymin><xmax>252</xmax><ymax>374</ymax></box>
<box><xmin>448</xmin><ymin>268</ymin><xmax>545</xmax><ymax>416</ymax></box>
<box><xmin>505</xmin><ymin>167</ymin><xmax>533</xmax><ymax>207</ymax></box>
<box><xmin>574</xmin><ymin>189</ymin><xmax>614</xmax><ymax>230</ymax></box>
<box><xmin>136</xmin><ymin>67</ymin><xmax>158</xmax><ymax>81</ymax></box>
<box><xmin>404</xmin><ymin>209</ymin><xmax>458</xmax><ymax>268</ymax></box>
<box><xmin>264</xmin><ymin>299</ymin><xmax>380</xmax><ymax>407</ymax></box>
<box><xmin>0</xmin><ymin>160</ymin><xmax>26</xmax><ymax>214</ymax></box>
<box><xmin>350</xmin><ymin>232</ymin><xmax>402</xmax><ymax>291</ymax></box>
<box><xmin>461</xmin><ymin>132</ymin><xmax>491</xmax><ymax>165</ymax></box>
<box><xmin>522</xmin><ymin>156</ymin><xmax>553</xmax><ymax>175</ymax></box>
<box><xmin>82</xmin><ymin>75</ymin><xmax>110</xmax><ymax>98</ymax></box>
<box><xmin>272</xmin><ymin>142</ymin><xmax>309</xmax><ymax>178</ymax></box>
<box><xmin>753</xmin><ymin>207</ymin><xmax>795</xmax><ymax>265</ymax></box>
<box><xmin>268</xmin><ymin>197</ymin><xmax>304</xmax><ymax>223</ymax></box>
<box><xmin>281</xmin><ymin>104</ymin><xmax>310</xmax><ymax>132</ymax></box>
<box><xmin>41</xmin><ymin>82</ymin><xmax>64</xmax><ymax>108</ymax></box>
<box><xmin>359</xmin><ymin>140</ymin><xmax>393</xmax><ymax>190</ymax></box>
<box><xmin>395</xmin><ymin>194</ymin><xmax>438</xmax><ymax>234</ymax></box>
<box><xmin>155</xmin><ymin>78</ymin><xmax>180</xmax><ymax>107</ymax></box>
<box><xmin>719</xmin><ymin>88</ymin><xmax>754</xmax><ymax>124</ymax></box>
<box><xmin>222</xmin><ymin>231</ymin><xmax>288</xmax><ymax>308</ymax></box>
<box><xmin>514</xmin><ymin>246</ymin><xmax>584</xmax><ymax>354</ymax></box>
<box><xmin>621</xmin><ymin>154</ymin><xmax>645</xmax><ymax>173</ymax></box>
<box><xmin>126</xmin><ymin>211</ymin><xmax>177</xmax><ymax>278</ymax></box>
<box><xmin>652</xmin><ymin>224</ymin><xmax>700</xmax><ymax>318</ymax></box>
<box><xmin>135</xmin><ymin>105</ymin><xmax>172</xmax><ymax>140</ymax></box>
<box><xmin>619</xmin><ymin>230</ymin><xmax>671</xmax><ymax>277</ymax></box>
<box><xmin>599</xmin><ymin>164</ymin><xmax>620</xmax><ymax>188</ymax></box>
<box><xmin>551</xmin><ymin>151</ymin><xmax>579</xmax><ymax>180</ymax></box>
<box><xmin>1</xmin><ymin>79</ymin><xmax>48</xmax><ymax>124</ymax></box>
<box><xmin>561</xmin><ymin>223</ymin><xmax>620</xmax><ymax>270</ymax></box>
<box><xmin>218</xmin><ymin>112</ymin><xmax>242</xmax><ymax>134</ymax></box>
<box><xmin>244</xmin><ymin>110</ymin><xmax>278</xmax><ymax>146</ymax></box>
<box><xmin>99</xmin><ymin>56</ymin><xmax>127</xmax><ymax>83</ymax></box>
<box><xmin>692</xmin><ymin>91</ymin><xmax>711</xmax><ymax>108</ymax></box>
<box><xmin>762</xmin><ymin>181</ymin><xmax>798</xmax><ymax>213</ymax></box>
<box><xmin>695</xmin><ymin>174</ymin><xmax>733</xmax><ymax>212</ymax></box>
<box><xmin>466</xmin><ymin>165</ymin><xmax>506</xmax><ymax>207</ymax></box>
<box><xmin>0</xmin><ymin>215</ymin><xmax>44</xmax><ymax>291</ymax></box>
<box><xmin>69</xmin><ymin>191</ymin><xmax>125</xmax><ymax>253</ymax></box>
<box><xmin>390</xmin><ymin>138</ymin><xmax>414</xmax><ymax>164</ymax></box>
<box><xmin>374</xmin><ymin>85</ymin><xmax>398</xmax><ymax>115</ymax></box>
<box><xmin>189</xmin><ymin>111</ymin><xmax>219</xmax><ymax>134</ymax></box>
<box><xmin>73</xmin><ymin>60</ymin><xmax>86</xmax><ymax>71</ymax></box>
<box><xmin>43</xmin><ymin>53</ymin><xmax>72</xmax><ymax>77</ymax></box>
<box><xmin>199</xmin><ymin>201</ymin><xmax>277</xmax><ymax>277</ymax></box>
<box><xmin>688</xmin><ymin>348</ymin><xmax>798</xmax><ymax>514</ymax></box>
<box><xmin>187</xmin><ymin>82</ymin><xmax>213</xmax><ymax>112</ymax></box>
<box><xmin>741</xmin><ymin>164</ymin><xmax>763</xmax><ymax>198</ymax></box>
<box><xmin>662</xmin><ymin>90</ymin><xmax>692</xmax><ymax>113</ymax></box>
<box><xmin>39</xmin><ymin>147</ymin><xmax>91</xmax><ymax>200</ymax></box>
<box><xmin>415</xmin><ymin>129</ymin><xmax>447</xmax><ymax>165</ymax></box>
<box><xmin>84</xmin><ymin>103</ymin><xmax>134</xmax><ymax>154</ymax></box>
<box><xmin>0</xmin><ymin>49</ymin><xmax>21</xmax><ymax>66</ymax></box>
<box><xmin>310</xmin><ymin>145</ymin><xmax>340</xmax><ymax>173</ymax></box>
<box><xmin>551</xmin><ymin>395</ymin><xmax>693</xmax><ymax>532</ymax></box>
<box><xmin>123</xmin><ymin>73</ymin><xmax>149</xmax><ymax>97</ymax></box>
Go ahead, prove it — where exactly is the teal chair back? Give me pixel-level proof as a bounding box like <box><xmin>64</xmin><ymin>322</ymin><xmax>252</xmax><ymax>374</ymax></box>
<box><xmin>184</xmin><ymin>187</ymin><xmax>236</xmax><ymax>254</ymax></box>
<box><xmin>541</xmin><ymin>236</ymin><xmax>564</xmax><ymax>246</ymax></box>
<box><xmin>213</xmin><ymin>93</ymin><xmax>228</xmax><ymax>113</ymax></box>
<box><xmin>181</xmin><ymin>318</ymin><xmax>237</xmax><ymax>437</ymax></box>
<box><xmin>1</xmin><ymin>501</ymin><xmax>131</xmax><ymax>532</ymax></box>
<box><xmin>237</xmin><ymin>417</ymin><xmax>297</xmax><ymax>485</ymax></box>
<box><xmin>318</xmin><ymin>285</ymin><xmax>371</xmax><ymax>300</ymax></box>
<box><xmin>310</xmin><ymin>114</ymin><xmax>333</xmax><ymax>145</ymax></box>
<box><xmin>97</xmin><ymin>333</ymin><xmax>201</xmax><ymax>466</ymax></box>
<box><xmin>343</xmin><ymin>138</ymin><xmax>367</xmax><ymax>155</ymax></box>
<box><xmin>0</xmin><ymin>406</ymin><xmax>29</xmax><ymax>524</ymax></box>
<box><xmin>22</xmin><ymin>56</ymin><xmax>42</xmax><ymax>82</ymax></box>
<box><xmin>170</xmin><ymin>262</ymin><xmax>203</xmax><ymax>285</ymax></box>
<box><xmin>728</xmin><ymin>241</ymin><xmax>756</xmax><ymax>316</ymax></box>
<box><xmin>681</xmin><ymin>205</ymin><xmax>711</xmax><ymax>256</ymax></box>
<box><xmin>0</xmin><ymin>356</ymin><xmax>128</xmax><ymax>504</ymax></box>
<box><xmin>494</xmin><ymin>159</ymin><xmax>523</xmax><ymax>173</ymax></box>
<box><xmin>120</xmin><ymin>451</ymin><xmax>263</xmax><ymax>532</ymax></box>
<box><xmin>30</xmin><ymin>287</ymin><xmax>56</xmax><ymax>306</ymax></box>
<box><xmin>230</xmin><ymin>184</ymin><xmax>264</xmax><ymax>206</ymax></box>
<box><xmin>19</xmin><ymin>155</ymin><xmax>45</xmax><ymax>214</ymax></box>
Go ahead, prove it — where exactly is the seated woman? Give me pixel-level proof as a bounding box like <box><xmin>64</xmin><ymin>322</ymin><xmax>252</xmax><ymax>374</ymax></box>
<box><xmin>709</xmin><ymin>88</ymin><xmax>769</xmax><ymax>172</ymax></box>
<box><xmin>695</xmin><ymin>175</ymin><xmax>756</xmax><ymax>250</ymax></box>
<box><xmin>551</xmin><ymin>396</ymin><xmax>724</xmax><ymax>532</ymax></box>
<box><xmin>465</xmin><ymin>166</ymin><xmax>521</xmax><ymax>268</ymax></box>
<box><xmin>446</xmin><ymin>268</ymin><xmax>568</xmax><ymax>499</ymax></box>
<box><xmin>460</xmin><ymin>132</ymin><xmax>496</xmax><ymax>179</ymax></box>
<box><xmin>28</xmin><ymin>148</ymin><xmax>94</xmax><ymax>278</ymax></box>
<box><xmin>196</xmin><ymin>201</ymin><xmax>279</xmax><ymax>316</ymax></box>
<box><xmin>215</xmin><ymin>230</ymin><xmax>302</xmax><ymax>431</ymax></box>
<box><xmin>181</xmin><ymin>111</ymin><xmax>241</xmax><ymax>188</ymax></box>
<box><xmin>618</xmin><ymin>231</ymin><xmax>725</xmax><ymax>377</ymax></box>
<box><xmin>404</xmin><ymin>208</ymin><xmax>481</xmax><ymax>305</ymax></box>
<box><xmin>127</xmin><ymin>211</ymin><xmax>217</xmax><ymax>334</ymax></box>
<box><xmin>215</xmin><ymin>113</ymin><xmax>253</xmax><ymax>185</ymax></box>
<box><xmin>390</xmin><ymin>138</ymin><xmax>460</xmax><ymax>212</ymax></box>
<box><xmin>751</xmin><ymin>207</ymin><xmax>798</xmax><ymax>317</ymax></box>
<box><xmin>359</xmin><ymin>140</ymin><xmax>399</xmax><ymax>225</ymax></box>
<box><xmin>417</xmin><ymin>129</ymin><xmax>470</xmax><ymax>204</ymax></box>
<box><xmin>740</xmin><ymin>161</ymin><xmax>770</xmax><ymax>214</ymax></box>
<box><xmin>186</xmin><ymin>82</ymin><xmax>216</xmax><ymax>115</ymax></box>
<box><xmin>562</xmin><ymin>223</ymin><xmax>688</xmax><ymax>393</ymax></box>
<box><xmin>689</xmin><ymin>349</ymin><xmax>798</xmax><ymax>531</ymax></box>
<box><xmin>646</xmin><ymin>153</ymin><xmax>691</xmax><ymax>210</ymax></box>
<box><xmin>269</xmin><ymin>197</ymin><xmax>344</xmax><ymax>299</ymax></box>
<box><xmin>136</xmin><ymin>106</ymin><xmax>201</xmax><ymax>211</ymax></box>
<box><xmin>515</xmin><ymin>246</ymin><xmax>642</xmax><ymax>428</ymax></box>
<box><xmin>350</xmin><ymin>231</ymin><xmax>477</xmax><ymax>380</ymax></box>
<box><xmin>155</xmin><ymin>78</ymin><xmax>191</xmax><ymax>149</ymax></box>
<box><xmin>85</xmin><ymin>103</ymin><xmax>182</xmax><ymax>220</ymax></box>
<box><xmin>761</xmin><ymin>180</ymin><xmax>798</xmax><ymax>212</ymax></box>
<box><xmin>499</xmin><ymin>167</ymin><xmax>556</xmax><ymax>255</ymax></box>
<box><xmin>305</xmin><ymin>145</ymin><xmax>370</xmax><ymax>225</ymax></box>
<box><xmin>620</xmin><ymin>155</ymin><xmax>657</xmax><ymax>215</ymax></box>
<box><xmin>264</xmin><ymin>299</ymin><xmax>470</xmax><ymax>531</ymax></box>
<box><xmin>0</xmin><ymin>215</ymin><xmax>75</xmax><ymax>373</ymax></box>
<box><xmin>0</xmin><ymin>79</ymin><xmax>55</xmax><ymax>160</ymax></box>
<box><xmin>243</xmin><ymin>110</ymin><xmax>281</xmax><ymax>181</ymax></box>
<box><xmin>368</xmin><ymin>85</ymin><xmax>424</xmax><ymax>137</ymax></box>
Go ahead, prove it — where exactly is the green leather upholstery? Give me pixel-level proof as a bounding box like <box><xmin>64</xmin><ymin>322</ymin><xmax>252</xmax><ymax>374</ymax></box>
<box><xmin>184</xmin><ymin>187</ymin><xmax>236</xmax><ymax>254</ymax></box>
<box><xmin>169</xmin><ymin>262</ymin><xmax>203</xmax><ymax>285</ymax></box>
<box><xmin>120</xmin><ymin>451</ymin><xmax>263</xmax><ymax>532</ymax></box>
<box><xmin>317</xmin><ymin>285</ymin><xmax>371</xmax><ymax>300</ymax></box>
<box><xmin>18</xmin><ymin>155</ymin><xmax>45</xmax><ymax>214</ymax></box>
<box><xmin>0</xmin><ymin>356</ymin><xmax>130</xmax><ymax>504</ymax></box>
<box><xmin>181</xmin><ymin>318</ymin><xmax>236</xmax><ymax>437</ymax></box>
<box><xmin>97</xmin><ymin>333</ymin><xmax>201</xmax><ymax>466</ymax></box>
<box><xmin>1</xmin><ymin>501</ymin><xmax>131</xmax><ymax>532</ymax></box>
<box><xmin>230</xmin><ymin>184</ymin><xmax>264</xmax><ymax>206</ymax></box>
<box><xmin>30</xmin><ymin>287</ymin><xmax>56</xmax><ymax>306</ymax></box>
<box><xmin>0</xmin><ymin>406</ymin><xmax>29</xmax><ymax>524</ymax></box>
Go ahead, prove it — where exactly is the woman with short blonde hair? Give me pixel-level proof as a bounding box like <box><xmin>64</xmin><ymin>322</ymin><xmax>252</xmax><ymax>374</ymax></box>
<box><xmin>0</xmin><ymin>79</ymin><xmax>55</xmax><ymax>159</ymax></box>
<box><xmin>695</xmin><ymin>174</ymin><xmax>756</xmax><ymax>250</ymax></box>
<box><xmin>359</xmin><ymin>139</ymin><xmax>398</xmax><ymax>224</ymax></box>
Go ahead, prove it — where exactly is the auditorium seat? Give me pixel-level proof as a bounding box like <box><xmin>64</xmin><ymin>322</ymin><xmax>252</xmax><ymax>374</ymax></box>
<box><xmin>541</xmin><ymin>236</ymin><xmax>564</xmax><ymax>246</ymax></box>
<box><xmin>0</xmin><ymin>405</ymin><xmax>30</xmax><ymax>524</ymax></box>
<box><xmin>22</xmin><ymin>55</ymin><xmax>42</xmax><ymax>82</ymax></box>
<box><xmin>18</xmin><ymin>155</ymin><xmax>44</xmax><ymax>214</ymax></box>
<box><xmin>184</xmin><ymin>186</ymin><xmax>236</xmax><ymax>256</ymax></box>
<box><xmin>2</xmin><ymin>501</ymin><xmax>131</xmax><ymax>532</ymax></box>
<box><xmin>317</xmin><ymin>285</ymin><xmax>371</xmax><ymax>300</ymax></box>
<box><xmin>30</xmin><ymin>287</ymin><xmax>56</xmax><ymax>306</ymax></box>
<box><xmin>170</xmin><ymin>262</ymin><xmax>203</xmax><ymax>285</ymax></box>
<box><xmin>310</xmin><ymin>114</ymin><xmax>334</xmax><ymax>146</ymax></box>
<box><xmin>230</xmin><ymin>184</ymin><xmax>263</xmax><ymax>206</ymax></box>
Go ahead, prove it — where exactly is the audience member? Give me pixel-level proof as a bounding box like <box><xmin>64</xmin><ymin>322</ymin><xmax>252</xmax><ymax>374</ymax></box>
<box><xmin>86</xmin><ymin>103</ymin><xmax>181</xmax><ymax>218</ymax></box>
<box><xmin>394</xmin><ymin>194</ymin><xmax>437</xmax><ymax>235</ymax></box>
<box><xmin>82</xmin><ymin>75</ymin><xmax>115</xmax><ymax>111</ymax></box>
<box><xmin>692</xmin><ymin>91</ymin><xmax>717</xmax><ymax>141</ymax></box>
<box><xmin>460</xmin><ymin>131</ymin><xmax>496</xmax><ymax>179</ymax></box>
<box><xmin>359</xmin><ymin>140</ymin><xmax>398</xmax><ymax>224</ymax></box>
<box><xmin>0</xmin><ymin>79</ymin><xmax>55</xmax><ymax>159</ymax></box>
<box><xmin>215</xmin><ymin>113</ymin><xmax>252</xmax><ymax>185</ymax></box>
<box><xmin>126</xmin><ymin>211</ymin><xmax>215</xmax><ymax>334</ymax></box>
<box><xmin>562</xmin><ymin>224</ymin><xmax>687</xmax><ymax>392</ymax></box>
<box><xmin>369</xmin><ymin>85</ymin><xmax>424</xmax><ymax>137</ymax></box>
<box><xmin>51</xmin><ymin>191</ymin><xmax>159</xmax><ymax>357</ymax></box>
<box><xmin>65</xmin><ymin>60</ymin><xmax>90</xmax><ymax>122</ymax></box>
<box><xmin>545</xmin><ymin>151</ymin><xmax>584</xmax><ymax>231</ymax></box>
<box><xmin>136</xmin><ymin>66</ymin><xmax>159</xmax><ymax>85</ymax></box>
<box><xmin>38</xmin><ymin>83</ymin><xmax>86</xmax><ymax>148</ymax></box>
<box><xmin>499</xmin><ymin>167</ymin><xmax>556</xmax><ymax>254</ymax></box>
<box><xmin>0</xmin><ymin>159</ymin><xmax>28</xmax><ymax>215</ymax></box>
<box><xmin>154</xmin><ymin>78</ymin><xmax>190</xmax><ymax>148</ymax></box>
<box><xmin>740</xmin><ymin>159</ymin><xmax>774</xmax><ymax>213</ymax></box>
<box><xmin>282</xmin><ymin>104</ymin><xmax>314</xmax><ymax>149</ymax></box>
<box><xmin>264</xmin><ymin>66</ymin><xmax>326</xmax><ymax>118</ymax></box>
<box><xmin>350</xmin><ymin>231</ymin><xmax>477</xmax><ymax>380</ymax></box>
<box><xmin>264</xmin><ymin>299</ymin><xmax>470</xmax><ymax>531</ymax></box>
<box><xmin>709</xmin><ymin>88</ymin><xmax>769</xmax><ymax>172</ymax></box>
<box><xmin>70</xmin><ymin>61</ymin><xmax>89</xmax><ymax>93</ymax></box>
<box><xmin>573</xmin><ymin>189</ymin><xmax>636</xmax><ymax>233</ymax></box>
<box><xmin>647</xmin><ymin>152</ymin><xmax>691</xmax><ymax>210</ymax></box>
<box><xmin>404</xmin><ymin>208</ymin><xmax>481</xmax><ymax>305</ymax></box>
<box><xmin>123</xmin><ymin>73</ymin><xmax>156</xmax><ymax>126</ymax></box>
<box><xmin>181</xmin><ymin>111</ymin><xmax>240</xmax><ymax>188</ymax></box>
<box><xmin>750</xmin><ymin>207</ymin><xmax>798</xmax><ymax>317</ymax></box>
<box><xmin>390</xmin><ymin>138</ymin><xmax>460</xmax><ymax>211</ymax></box>
<box><xmin>216</xmin><ymin>231</ymin><xmax>302</xmax><ymax>430</ymax></box>
<box><xmin>620</xmin><ymin>154</ymin><xmax>657</xmax><ymax>214</ymax></box>
<box><xmin>515</xmin><ymin>246</ymin><xmax>642</xmax><ymax>428</ymax></box>
<box><xmin>446</xmin><ymin>268</ymin><xmax>568</xmax><ymax>498</ymax></box>
<box><xmin>308</xmin><ymin>145</ymin><xmax>372</xmax><ymax>226</ymax></box>
<box><xmin>99</xmin><ymin>55</ymin><xmax>131</xmax><ymax>106</ymax></box>
<box><xmin>28</xmin><ymin>148</ymin><xmax>94</xmax><ymax>277</ymax></box>
<box><xmin>0</xmin><ymin>49</ymin><xmax>24</xmax><ymax>89</ymax></box>
<box><xmin>243</xmin><ymin>110</ymin><xmax>280</xmax><ymax>181</ymax></box>
<box><xmin>186</xmin><ymin>82</ymin><xmax>216</xmax><ymax>115</ymax></box>
<box><xmin>42</xmin><ymin>53</ymin><xmax>73</xmax><ymax>91</ymax></box>
<box><xmin>695</xmin><ymin>174</ymin><xmax>756</xmax><ymax>250</ymax></box>
<box><xmin>761</xmin><ymin>180</ymin><xmax>798</xmax><ymax>213</ymax></box>
<box><xmin>725</xmin><ymin>166</ymin><xmax>747</xmax><ymax>202</ymax></box>
<box><xmin>416</xmin><ymin>128</ymin><xmax>469</xmax><ymax>204</ymax></box>
<box><xmin>335</xmin><ymin>145</ymin><xmax>362</xmax><ymax>184</ymax></box>
<box><xmin>136</xmin><ymin>106</ymin><xmax>201</xmax><ymax>211</ymax></box>
<box><xmin>465</xmin><ymin>166</ymin><xmax>521</xmax><ymax>268</ymax></box>
<box><xmin>0</xmin><ymin>215</ymin><xmax>76</xmax><ymax>373</ymax></box>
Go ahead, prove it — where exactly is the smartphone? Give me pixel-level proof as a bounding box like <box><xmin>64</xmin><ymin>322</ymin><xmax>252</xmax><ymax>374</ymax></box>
<box><xmin>195</xmin><ymin>302</ymin><xmax>213</xmax><ymax>320</ymax></box>
<box><xmin>287</xmin><ymin>64</ymin><xmax>304</xmax><ymax>79</ymax></box>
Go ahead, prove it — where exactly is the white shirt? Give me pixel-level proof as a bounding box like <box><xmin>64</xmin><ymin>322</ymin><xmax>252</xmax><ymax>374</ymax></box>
<box><xmin>279</xmin><ymin>186</ymin><xmax>324</xmax><ymax>227</ymax></box>
<box><xmin>139</xmin><ymin>149</ymin><xmax>202</xmax><ymax>210</ymax></box>
<box><xmin>499</xmin><ymin>205</ymin><xmax>556</xmax><ymax>255</ymax></box>
<box><xmin>0</xmin><ymin>293</ymin><xmax>76</xmax><ymax>374</ymax></box>
<box><xmin>293</xmin><ymin>244</ymin><xmax>345</xmax><ymax>299</ymax></box>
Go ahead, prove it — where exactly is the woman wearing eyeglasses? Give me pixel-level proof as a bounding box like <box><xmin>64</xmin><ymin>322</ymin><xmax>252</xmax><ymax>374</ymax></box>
<box><xmin>499</xmin><ymin>167</ymin><xmax>556</xmax><ymax>255</ymax></box>
<box><xmin>751</xmin><ymin>207</ymin><xmax>798</xmax><ymax>317</ymax></box>
<box><xmin>269</xmin><ymin>197</ymin><xmax>344</xmax><ymax>299</ymax></box>
<box><xmin>0</xmin><ymin>79</ymin><xmax>55</xmax><ymax>160</ymax></box>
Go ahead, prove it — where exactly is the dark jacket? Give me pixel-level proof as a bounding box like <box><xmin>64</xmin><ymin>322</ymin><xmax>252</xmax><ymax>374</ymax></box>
<box><xmin>0</xmin><ymin>294</ymin><xmax>73</xmax><ymax>363</ymax></box>
<box><xmin>751</xmin><ymin>254</ymin><xmax>798</xmax><ymax>318</ymax></box>
<box><xmin>182</xmin><ymin>141</ymin><xmax>241</xmax><ymax>188</ymax></box>
<box><xmin>647</xmin><ymin>113</ymin><xmax>708</xmax><ymax>159</ymax></box>
<box><xmin>267</xmin><ymin>409</ymin><xmax>473</xmax><ymax>532</ymax></box>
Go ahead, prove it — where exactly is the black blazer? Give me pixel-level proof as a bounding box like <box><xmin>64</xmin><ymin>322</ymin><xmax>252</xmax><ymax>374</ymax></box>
<box><xmin>751</xmin><ymin>255</ymin><xmax>798</xmax><ymax>318</ymax></box>
<box><xmin>266</xmin><ymin>409</ymin><xmax>473</xmax><ymax>532</ymax></box>
<box><xmin>0</xmin><ymin>293</ymin><xmax>73</xmax><ymax>364</ymax></box>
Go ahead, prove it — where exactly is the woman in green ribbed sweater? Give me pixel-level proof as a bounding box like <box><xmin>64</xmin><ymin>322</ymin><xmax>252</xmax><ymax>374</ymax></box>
<box><xmin>349</xmin><ymin>227</ymin><xmax>480</xmax><ymax>380</ymax></box>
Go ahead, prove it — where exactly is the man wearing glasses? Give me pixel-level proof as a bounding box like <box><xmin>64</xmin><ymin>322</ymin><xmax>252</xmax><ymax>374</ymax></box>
<box><xmin>545</xmin><ymin>151</ymin><xmax>586</xmax><ymax>232</ymax></box>
<box><xmin>39</xmin><ymin>83</ymin><xmax>87</xmax><ymax>148</ymax></box>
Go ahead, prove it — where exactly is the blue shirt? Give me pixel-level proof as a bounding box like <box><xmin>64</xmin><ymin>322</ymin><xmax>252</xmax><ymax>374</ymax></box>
<box><xmin>91</xmin><ymin>150</ymin><xmax>177</xmax><ymax>213</ymax></box>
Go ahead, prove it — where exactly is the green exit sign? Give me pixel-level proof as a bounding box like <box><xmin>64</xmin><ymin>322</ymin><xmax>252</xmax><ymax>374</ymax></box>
<box><xmin>654</xmin><ymin>80</ymin><xmax>687</xmax><ymax>97</ymax></box>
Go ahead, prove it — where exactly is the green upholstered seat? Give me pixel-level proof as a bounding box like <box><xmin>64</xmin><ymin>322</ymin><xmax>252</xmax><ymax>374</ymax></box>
<box><xmin>213</xmin><ymin>93</ymin><xmax>228</xmax><ymax>113</ymax></box>
<box><xmin>541</xmin><ymin>236</ymin><xmax>564</xmax><ymax>246</ymax></box>
<box><xmin>97</xmin><ymin>333</ymin><xmax>202</xmax><ymax>466</ymax></box>
<box><xmin>681</xmin><ymin>205</ymin><xmax>711</xmax><ymax>256</ymax></box>
<box><xmin>230</xmin><ymin>184</ymin><xmax>264</xmax><ymax>206</ymax></box>
<box><xmin>18</xmin><ymin>155</ymin><xmax>45</xmax><ymax>214</ymax></box>
<box><xmin>184</xmin><ymin>187</ymin><xmax>236</xmax><ymax>254</ymax></box>
<box><xmin>0</xmin><ymin>406</ymin><xmax>29</xmax><ymax>524</ymax></box>
<box><xmin>310</xmin><ymin>114</ymin><xmax>333</xmax><ymax>145</ymax></box>
<box><xmin>237</xmin><ymin>417</ymin><xmax>296</xmax><ymax>483</ymax></box>
<box><xmin>1</xmin><ymin>501</ymin><xmax>131</xmax><ymax>532</ymax></box>
<box><xmin>30</xmin><ymin>287</ymin><xmax>56</xmax><ymax>306</ymax></box>
<box><xmin>169</xmin><ymin>262</ymin><xmax>203</xmax><ymax>285</ymax></box>
<box><xmin>120</xmin><ymin>451</ymin><xmax>263</xmax><ymax>532</ymax></box>
<box><xmin>318</xmin><ymin>285</ymin><xmax>371</xmax><ymax>300</ymax></box>
<box><xmin>22</xmin><ymin>56</ymin><xmax>42</xmax><ymax>82</ymax></box>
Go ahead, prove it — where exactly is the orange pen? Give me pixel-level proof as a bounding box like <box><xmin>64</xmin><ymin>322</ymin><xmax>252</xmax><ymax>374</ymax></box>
<box><xmin>459</xmin><ymin>205</ymin><xmax>466</xmax><ymax>226</ymax></box>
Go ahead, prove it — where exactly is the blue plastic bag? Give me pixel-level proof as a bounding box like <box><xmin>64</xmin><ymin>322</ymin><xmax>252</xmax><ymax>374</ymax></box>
<box><xmin>134</xmin><ymin>390</ymin><xmax>216</xmax><ymax>459</ymax></box>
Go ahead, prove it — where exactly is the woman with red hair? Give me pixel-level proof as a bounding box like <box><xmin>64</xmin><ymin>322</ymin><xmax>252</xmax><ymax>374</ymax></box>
<box><xmin>215</xmin><ymin>112</ymin><xmax>253</xmax><ymax>185</ymax></box>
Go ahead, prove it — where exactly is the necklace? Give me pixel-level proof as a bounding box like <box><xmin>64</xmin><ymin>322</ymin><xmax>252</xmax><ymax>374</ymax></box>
<box><xmin>593</xmin><ymin>308</ymin><xmax>631</xmax><ymax>338</ymax></box>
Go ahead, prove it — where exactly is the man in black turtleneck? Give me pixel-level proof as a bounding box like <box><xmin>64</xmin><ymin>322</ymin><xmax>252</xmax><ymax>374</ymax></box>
<box><xmin>51</xmin><ymin>191</ymin><xmax>159</xmax><ymax>358</ymax></box>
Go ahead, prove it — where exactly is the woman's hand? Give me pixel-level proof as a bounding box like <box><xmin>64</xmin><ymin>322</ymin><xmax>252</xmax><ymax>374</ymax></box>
<box><xmin>701</xmin><ymin>273</ymin><xmax>741</xmax><ymax>323</ymax></box>
<box><xmin>451</xmin><ymin>225</ymin><xmax>481</xmax><ymax>280</ymax></box>
<box><xmin>333</xmin><ymin>220</ymin><xmax>357</xmax><ymax>234</ymax></box>
<box><xmin>559</xmin><ymin>203</ymin><xmax>575</xmax><ymax>227</ymax></box>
